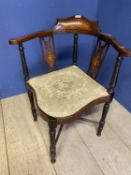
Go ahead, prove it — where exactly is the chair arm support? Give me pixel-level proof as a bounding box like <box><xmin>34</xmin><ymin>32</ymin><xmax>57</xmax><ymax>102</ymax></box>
<box><xmin>9</xmin><ymin>30</ymin><xmax>53</xmax><ymax>45</ymax></box>
<box><xmin>98</xmin><ymin>33</ymin><xmax>131</xmax><ymax>57</ymax></box>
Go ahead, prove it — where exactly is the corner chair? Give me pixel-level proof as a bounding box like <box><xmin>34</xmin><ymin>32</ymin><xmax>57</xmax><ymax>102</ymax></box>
<box><xmin>9</xmin><ymin>15</ymin><xmax>131</xmax><ymax>163</ymax></box>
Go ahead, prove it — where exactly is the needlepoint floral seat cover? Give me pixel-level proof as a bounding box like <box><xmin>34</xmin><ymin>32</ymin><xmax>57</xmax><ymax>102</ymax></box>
<box><xmin>27</xmin><ymin>66</ymin><xmax>109</xmax><ymax>118</ymax></box>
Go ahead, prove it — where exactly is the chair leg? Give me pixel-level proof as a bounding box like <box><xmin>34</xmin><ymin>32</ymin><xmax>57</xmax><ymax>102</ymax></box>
<box><xmin>48</xmin><ymin>117</ymin><xmax>57</xmax><ymax>163</ymax></box>
<box><xmin>97</xmin><ymin>102</ymin><xmax>110</xmax><ymax>136</ymax></box>
<box><xmin>28</xmin><ymin>89</ymin><xmax>37</xmax><ymax>121</ymax></box>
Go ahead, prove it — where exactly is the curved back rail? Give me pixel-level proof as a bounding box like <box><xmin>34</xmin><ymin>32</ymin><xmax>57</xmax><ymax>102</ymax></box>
<box><xmin>9</xmin><ymin>15</ymin><xmax>131</xmax><ymax>56</ymax></box>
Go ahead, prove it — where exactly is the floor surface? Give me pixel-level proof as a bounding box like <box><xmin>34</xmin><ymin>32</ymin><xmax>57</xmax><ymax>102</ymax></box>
<box><xmin>0</xmin><ymin>93</ymin><xmax>131</xmax><ymax>175</ymax></box>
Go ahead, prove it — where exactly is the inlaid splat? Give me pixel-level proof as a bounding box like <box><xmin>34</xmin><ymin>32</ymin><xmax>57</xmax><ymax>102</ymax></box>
<box><xmin>88</xmin><ymin>40</ymin><xmax>109</xmax><ymax>79</ymax></box>
<box><xmin>40</xmin><ymin>36</ymin><xmax>56</xmax><ymax>71</ymax></box>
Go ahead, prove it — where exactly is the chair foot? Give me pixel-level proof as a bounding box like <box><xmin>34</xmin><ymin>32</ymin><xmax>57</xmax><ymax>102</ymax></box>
<box><xmin>48</xmin><ymin>117</ymin><xmax>57</xmax><ymax>163</ymax></box>
<box><xmin>97</xmin><ymin>102</ymin><xmax>110</xmax><ymax>136</ymax></box>
<box><xmin>97</xmin><ymin>121</ymin><xmax>105</xmax><ymax>136</ymax></box>
<box><xmin>50</xmin><ymin>151</ymin><xmax>56</xmax><ymax>163</ymax></box>
<box><xmin>97</xmin><ymin>131</ymin><xmax>101</xmax><ymax>137</ymax></box>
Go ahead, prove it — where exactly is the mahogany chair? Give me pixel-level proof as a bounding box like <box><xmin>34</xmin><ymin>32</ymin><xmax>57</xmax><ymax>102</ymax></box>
<box><xmin>9</xmin><ymin>15</ymin><xmax>131</xmax><ymax>163</ymax></box>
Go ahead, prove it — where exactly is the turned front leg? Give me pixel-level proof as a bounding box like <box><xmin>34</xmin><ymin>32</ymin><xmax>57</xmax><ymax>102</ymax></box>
<box><xmin>48</xmin><ymin>117</ymin><xmax>57</xmax><ymax>163</ymax></box>
<box><xmin>97</xmin><ymin>102</ymin><xmax>110</xmax><ymax>136</ymax></box>
<box><xmin>28</xmin><ymin>89</ymin><xmax>37</xmax><ymax>121</ymax></box>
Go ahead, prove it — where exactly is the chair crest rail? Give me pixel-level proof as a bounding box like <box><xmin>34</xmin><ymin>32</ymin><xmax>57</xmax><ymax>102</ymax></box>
<box><xmin>9</xmin><ymin>15</ymin><xmax>131</xmax><ymax>57</ymax></box>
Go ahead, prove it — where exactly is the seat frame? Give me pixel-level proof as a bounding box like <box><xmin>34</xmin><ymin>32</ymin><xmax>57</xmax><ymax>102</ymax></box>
<box><xmin>9</xmin><ymin>15</ymin><xmax>131</xmax><ymax>163</ymax></box>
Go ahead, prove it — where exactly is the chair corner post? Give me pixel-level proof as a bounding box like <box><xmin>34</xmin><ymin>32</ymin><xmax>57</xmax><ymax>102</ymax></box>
<box><xmin>72</xmin><ymin>33</ymin><xmax>78</xmax><ymax>66</ymax></box>
<box><xmin>108</xmin><ymin>54</ymin><xmax>123</xmax><ymax>101</ymax></box>
<box><xmin>18</xmin><ymin>43</ymin><xmax>30</xmax><ymax>83</ymax></box>
<box><xmin>97</xmin><ymin>54</ymin><xmax>123</xmax><ymax>136</ymax></box>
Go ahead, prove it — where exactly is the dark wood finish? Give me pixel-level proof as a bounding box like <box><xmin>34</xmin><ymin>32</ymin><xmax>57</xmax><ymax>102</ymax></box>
<box><xmin>97</xmin><ymin>54</ymin><xmax>123</xmax><ymax>136</ymax></box>
<box><xmin>9</xmin><ymin>16</ymin><xmax>131</xmax><ymax>57</ymax></box>
<box><xmin>88</xmin><ymin>39</ymin><xmax>100</xmax><ymax>71</ymax></box>
<box><xmin>48</xmin><ymin>117</ymin><xmax>57</xmax><ymax>163</ymax></box>
<box><xmin>51</xmin><ymin>15</ymin><xmax>131</xmax><ymax>57</ymax></box>
<box><xmin>40</xmin><ymin>36</ymin><xmax>56</xmax><ymax>71</ymax></box>
<box><xmin>97</xmin><ymin>102</ymin><xmax>110</xmax><ymax>136</ymax></box>
<box><xmin>73</xmin><ymin>33</ymin><xmax>78</xmax><ymax>65</ymax></box>
<box><xmin>18</xmin><ymin>43</ymin><xmax>29</xmax><ymax>82</ymax></box>
<box><xmin>88</xmin><ymin>40</ymin><xmax>109</xmax><ymax>79</ymax></box>
<box><xmin>78</xmin><ymin>117</ymin><xmax>98</xmax><ymax>125</ymax></box>
<box><xmin>28</xmin><ymin>89</ymin><xmax>37</xmax><ymax>121</ymax></box>
<box><xmin>9</xmin><ymin>30</ymin><xmax>53</xmax><ymax>45</ymax></box>
<box><xmin>55</xmin><ymin>124</ymin><xmax>64</xmax><ymax>144</ymax></box>
<box><xmin>52</xmin><ymin>15</ymin><xmax>101</xmax><ymax>35</ymax></box>
<box><xmin>108</xmin><ymin>54</ymin><xmax>123</xmax><ymax>97</ymax></box>
<box><xmin>9</xmin><ymin>15</ymin><xmax>131</xmax><ymax>163</ymax></box>
<box><xmin>98</xmin><ymin>33</ymin><xmax>131</xmax><ymax>57</ymax></box>
<box><xmin>18</xmin><ymin>44</ymin><xmax>37</xmax><ymax>121</ymax></box>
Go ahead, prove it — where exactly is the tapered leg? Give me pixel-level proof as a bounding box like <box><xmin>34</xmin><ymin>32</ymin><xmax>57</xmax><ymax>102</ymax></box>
<box><xmin>48</xmin><ymin>117</ymin><xmax>57</xmax><ymax>163</ymax></box>
<box><xmin>97</xmin><ymin>102</ymin><xmax>110</xmax><ymax>136</ymax></box>
<box><xmin>28</xmin><ymin>89</ymin><xmax>37</xmax><ymax>121</ymax></box>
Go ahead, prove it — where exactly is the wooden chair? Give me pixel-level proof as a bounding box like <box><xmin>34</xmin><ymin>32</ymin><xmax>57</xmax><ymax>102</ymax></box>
<box><xmin>9</xmin><ymin>15</ymin><xmax>131</xmax><ymax>163</ymax></box>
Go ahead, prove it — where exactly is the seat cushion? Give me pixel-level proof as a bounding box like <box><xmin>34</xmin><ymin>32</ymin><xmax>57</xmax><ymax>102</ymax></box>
<box><xmin>27</xmin><ymin>66</ymin><xmax>109</xmax><ymax>118</ymax></box>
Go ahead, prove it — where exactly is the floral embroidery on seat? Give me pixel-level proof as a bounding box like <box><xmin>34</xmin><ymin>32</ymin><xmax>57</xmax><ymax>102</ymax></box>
<box><xmin>53</xmin><ymin>80</ymin><xmax>73</xmax><ymax>91</ymax></box>
<box><xmin>28</xmin><ymin>66</ymin><xmax>109</xmax><ymax>117</ymax></box>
